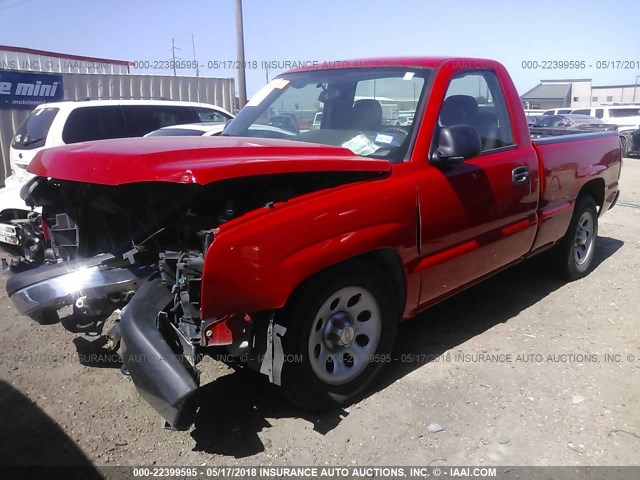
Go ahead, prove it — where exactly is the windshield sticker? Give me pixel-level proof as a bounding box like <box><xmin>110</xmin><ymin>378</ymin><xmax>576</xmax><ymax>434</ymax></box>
<box><xmin>273</xmin><ymin>78</ymin><xmax>290</xmax><ymax>89</ymax></box>
<box><xmin>403</xmin><ymin>72</ymin><xmax>415</xmax><ymax>80</ymax></box>
<box><xmin>246</xmin><ymin>79</ymin><xmax>290</xmax><ymax>107</ymax></box>
<box><xmin>374</xmin><ymin>133</ymin><xmax>394</xmax><ymax>144</ymax></box>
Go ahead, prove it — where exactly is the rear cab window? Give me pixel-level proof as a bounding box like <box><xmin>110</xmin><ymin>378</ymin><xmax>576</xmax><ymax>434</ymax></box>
<box><xmin>12</xmin><ymin>107</ymin><xmax>59</xmax><ymax>150</ymax></box>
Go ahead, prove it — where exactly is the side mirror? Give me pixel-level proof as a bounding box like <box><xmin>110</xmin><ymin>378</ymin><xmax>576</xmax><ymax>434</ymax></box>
<box><xmin>430</xmin><ymin>125</ymin><xmax>482</xmax><ymax>166</ymax></box>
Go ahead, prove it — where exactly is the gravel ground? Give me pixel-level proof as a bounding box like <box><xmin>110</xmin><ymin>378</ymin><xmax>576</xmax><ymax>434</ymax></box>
<box><xmin>0</xmin><ymin>159</ymin><xmax>639</xmax><ymax>469</ymax></box>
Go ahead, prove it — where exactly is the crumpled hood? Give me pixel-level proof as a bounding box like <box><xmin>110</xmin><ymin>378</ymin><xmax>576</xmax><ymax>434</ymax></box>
<box><xmin>28</xmin><ymin>136</ymin><xmax>391</xmax><ymax>186</ymax></box>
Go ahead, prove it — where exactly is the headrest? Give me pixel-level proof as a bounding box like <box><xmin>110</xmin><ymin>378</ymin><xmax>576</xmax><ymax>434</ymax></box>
<box><xmin>440</xmin><ymin>95</ymin><xmax>479</xmax><ymax>126</ymax></box>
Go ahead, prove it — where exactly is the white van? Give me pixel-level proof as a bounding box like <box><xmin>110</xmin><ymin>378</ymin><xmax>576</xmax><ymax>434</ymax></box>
<box><xmin>542</xmin><ymin>108</ymin><xmax>575</xmax><ymax>115</ymax></box>
<box><xmin>7</xmin><ymin>99</ymin><xmax>233</xmax><ymax>186</ymax></box>
<box><xmin>570</xmin><ymin>105</ymin><xmax>640</xmax><ymax>132</ymax></box>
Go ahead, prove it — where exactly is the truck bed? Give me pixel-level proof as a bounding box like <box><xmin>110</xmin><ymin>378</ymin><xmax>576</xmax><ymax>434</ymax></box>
<box><xmin>530</xmin><ymin>130</ymin><xmax>622</xmax><ymax>251</ymax></box>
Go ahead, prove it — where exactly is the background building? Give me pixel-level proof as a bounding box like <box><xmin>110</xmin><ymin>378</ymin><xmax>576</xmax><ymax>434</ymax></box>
<box><xmin>0</xmin><ymin>45</ymin><xmax>235</xmax><ymax>184</ymax></box>
<box><xmin>521</xmin><ymin>78</ymin><xmax>640</xmax><ymax>109</ymax></box>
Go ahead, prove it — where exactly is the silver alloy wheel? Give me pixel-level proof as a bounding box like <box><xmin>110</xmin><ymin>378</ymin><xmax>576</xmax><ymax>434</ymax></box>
<box><xmin>307</xmin><ymin>285</ymin><xmax>382</xmax><ymax>385</ymax></box>
<box><xmin>574</xmin><ymin>210</ymin><xmax>595</xmax><ymax>266</ymax></box>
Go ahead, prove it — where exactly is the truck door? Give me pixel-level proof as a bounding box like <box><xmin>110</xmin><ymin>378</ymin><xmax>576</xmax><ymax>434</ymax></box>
<box><xmin>416</xmin><ymin>69</ymin><xmax>539</xmax><ymax>306</ymax></box>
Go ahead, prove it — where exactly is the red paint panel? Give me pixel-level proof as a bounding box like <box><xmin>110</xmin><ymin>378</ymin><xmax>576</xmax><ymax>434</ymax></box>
<box><xmin>412</xmin><ymin>240</ymin><xmax>479</xmax><ymax>273</ymax></box>
<box><xmin>501</xmin><ymin>218</ymin><xmax>535</xmax><ymax>237</ymax></box>
<box><xmin>199</xmin><ymin>169</ymin><xmax>418</xmax><ymax>319</ymax></box>
<box><xmin>540</xmin><ymin>202</ymin><xmax>573</xmax><ymax>222</ymax></box>
<box><xmin>28</xmin><ymin>136</ymin><xmax>390</xmax><ymax>186</ymax></box>
<box><xmin>202</xmin><ymin>313</ymin><xmax>252</xmax><ymax>347</ymax></box>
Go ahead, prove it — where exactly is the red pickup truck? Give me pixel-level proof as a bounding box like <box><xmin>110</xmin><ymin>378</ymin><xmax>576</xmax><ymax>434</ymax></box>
<box><xmin>8</xmin><ymin>57</ymin><xmax>621</xmax><ymax>429</ymax></box>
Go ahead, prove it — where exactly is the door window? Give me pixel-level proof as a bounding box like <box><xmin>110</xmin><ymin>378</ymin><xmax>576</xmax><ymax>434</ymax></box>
<box><xmin>439</xmin><ymin>71</ymin><xmax>514</xmax><ymax>152</ymax></box>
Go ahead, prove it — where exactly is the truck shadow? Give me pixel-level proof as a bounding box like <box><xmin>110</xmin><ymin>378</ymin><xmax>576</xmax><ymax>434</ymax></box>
<box><xmin>191</xmin><ymin>368</ymin><xmax>348</xmax><ymax>458</ymax></box>
<box><xmin>376</xmin><ymin>235</ymin><xmax>623</xmax><ymax>389</ymax></box>
<box><xmin>0</xmin><ymin>380</ymin><xmax>102</xmax><ymax>478</ymax></box>
<box><xmin>190</xmin><ymin>236</ymin><xmax>623</xmax><ymax>458</ymax></box>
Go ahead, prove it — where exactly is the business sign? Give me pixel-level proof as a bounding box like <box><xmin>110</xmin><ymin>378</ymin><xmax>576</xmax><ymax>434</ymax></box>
<box><xmin>0</xmin><ymin>69</ymin><xmax>63</xmax><ymax>110</ymax></box>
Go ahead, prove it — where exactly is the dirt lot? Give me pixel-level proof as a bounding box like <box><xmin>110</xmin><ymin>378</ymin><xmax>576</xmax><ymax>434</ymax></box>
<box><xmin>1</xmin><ymin>160</ymin><xmax>639</xmax><ymax>469</ymax></box>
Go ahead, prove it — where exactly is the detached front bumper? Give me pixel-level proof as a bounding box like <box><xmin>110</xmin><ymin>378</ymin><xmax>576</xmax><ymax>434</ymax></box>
<box><xmin>6</xmin><ymin>254</ymin><xmax>151</xmax><ymax>320</ymax></box>
<box><xmin>120</xmin><ymin>277</ymin><xmax>200</xmax><ymax>430</ymax></box>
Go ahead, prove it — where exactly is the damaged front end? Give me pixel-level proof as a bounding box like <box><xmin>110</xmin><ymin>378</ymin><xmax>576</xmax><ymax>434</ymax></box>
<box><xmin>9</xmin><ymin>172</ymin><xmax>370</xmax><ymax>323</ymax></box>
<box><xmin>8</xmin><ymin>169</ymin><xmax>383</xmax><ymax>427</ymax></box>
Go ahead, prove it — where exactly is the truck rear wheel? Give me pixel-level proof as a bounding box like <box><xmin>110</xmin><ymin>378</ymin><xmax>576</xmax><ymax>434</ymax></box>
<box><xmin>555</xmin><ymin>195</ymin><xmax>598</xmax><ymax>280</ymax></box>
<box><xmin>275</xmin><ymin>262</ymin><xmax>399</xmax><ymax>411</ymax></box>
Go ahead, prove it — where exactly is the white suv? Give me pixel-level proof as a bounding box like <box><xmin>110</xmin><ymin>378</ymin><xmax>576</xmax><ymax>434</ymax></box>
<box><xmin>570</xmin><ymin>106</ymin><xmax>640</xmax><ymax>132</ymax></box>
<box><xmin>1</xmin><ymin>99</ymin><xmax>232</xmax><ymax>264</ymax></box>
<box><xmin>7</xmin><ymin>99</ymin><xmax>233</xmax><ymax>186</ymax></box>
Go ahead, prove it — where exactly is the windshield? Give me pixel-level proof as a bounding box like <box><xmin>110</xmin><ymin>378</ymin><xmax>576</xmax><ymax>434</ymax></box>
<box><xmin>224</xmin><ymin>67</ymin><xmax>431</xmax><ymax>162</ymax></box>
<box><xmin>12</xmin><ymin>107</ymin><xmax>59</xmax><ymax>150</ymax></box>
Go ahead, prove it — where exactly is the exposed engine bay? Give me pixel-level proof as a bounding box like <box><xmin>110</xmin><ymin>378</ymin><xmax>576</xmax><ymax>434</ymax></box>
<box><xmin>24</xmin><ymin>172</ymin><xmax>374</xmax><ymax>260</ymax></box>
<box><xmin>9</xmin><ymin>171</ymin><xmax>378</xmax><ymax>327</ymax></box>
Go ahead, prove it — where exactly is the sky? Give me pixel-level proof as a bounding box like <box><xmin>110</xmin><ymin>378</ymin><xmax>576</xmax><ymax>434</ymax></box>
<box><xmin>1</xmin><ymin>0</ymin><xmax>639</xmax><ymax>98</ymax></box>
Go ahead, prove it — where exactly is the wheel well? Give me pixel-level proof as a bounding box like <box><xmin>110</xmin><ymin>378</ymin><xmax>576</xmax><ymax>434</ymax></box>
<box><xmin>357</xmin><ymin>249</ymin><xmax>406</xmax><ymax>315</ymax></box>
<box><xmin>577</xmin><ymin>178</ymin><xmax>605</xmax><ymax>212</ymax></box>
<box><xmin>284</xmin><ymin>249</ymin><xmax>406</xmax><ymax>317</ymax></box>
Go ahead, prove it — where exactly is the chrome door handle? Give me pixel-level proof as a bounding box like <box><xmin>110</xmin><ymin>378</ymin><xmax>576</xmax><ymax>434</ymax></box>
<box><xmin>512</xmin><ymin>166</ymin><xmax>530</xmax><ymax>185</ymax></box>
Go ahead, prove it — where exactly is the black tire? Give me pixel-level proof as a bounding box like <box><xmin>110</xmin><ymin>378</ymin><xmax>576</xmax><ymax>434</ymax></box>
<box><xmin>275</xmin><ymin>261</ymin><xmax>399</xmax><ymax>411</ymax></box>
<box><xmin>554</xmin><ymin>195</ymin><xmax>598</xmax><ymax>280</ymax></box>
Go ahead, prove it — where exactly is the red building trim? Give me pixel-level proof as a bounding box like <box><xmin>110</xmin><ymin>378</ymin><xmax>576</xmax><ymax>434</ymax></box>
<box><xmin>0</xmin><ymin>44</ymin><xmax>133</xmax><ymax>67</ymax></box>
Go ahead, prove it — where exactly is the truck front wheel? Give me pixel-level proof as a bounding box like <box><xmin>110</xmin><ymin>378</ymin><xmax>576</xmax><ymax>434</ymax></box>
<box><xmin>555</xmin><ymin>195</ymin><xmax>598</xmax><ymax>280</ymax></box>
<box><xmin>275</xmin><ymin>263</ymin><xmax>399</xmax><ymax>411</ymax></box>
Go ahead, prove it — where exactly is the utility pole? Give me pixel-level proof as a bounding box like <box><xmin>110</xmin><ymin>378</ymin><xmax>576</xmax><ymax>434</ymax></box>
<box><xmin>235</xmin><ymin>0</ymin><xmax>247</xmax><ymax>108</ymax></box>
<box><xmin>191</xmin><ymin>33</ymin><xmax>199</xmax><ymax>77</ymax></box>
<box><xmin>171</xmin><ymin>38</ymin><xmax>181</xmax><ymax>77</ymax></box>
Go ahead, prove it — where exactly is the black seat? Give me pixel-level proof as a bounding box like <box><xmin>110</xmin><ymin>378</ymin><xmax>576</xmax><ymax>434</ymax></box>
<box><xmin>440</xmin><ymin>95</ymin><xmax>479</xmax><ymax>127</ymax></box>
<box><xmin>475</xmin><ymin>111</ymin><xmax>499</xmax><ymax>150</ymax></box>
<box><xmin>351</xmin><ymin>99</ymin><xmax>382</xmax><ymax>130</ymax></box>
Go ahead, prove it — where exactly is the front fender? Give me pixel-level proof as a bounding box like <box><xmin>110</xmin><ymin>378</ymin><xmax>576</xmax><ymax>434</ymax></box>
<box><xmin>199</xmin><ymin>175</ymin><xmax>417</xmax><ymax>319</ymax></box>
